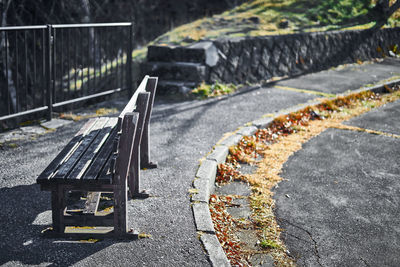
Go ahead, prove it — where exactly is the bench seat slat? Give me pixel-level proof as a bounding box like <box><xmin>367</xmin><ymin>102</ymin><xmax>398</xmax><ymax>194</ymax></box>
<box><xmin>37</xmin><ymin>118</ymin><xmax>100</xmax><ymax>183</ymax></box>
<box><xmin>67</xmin><ymin>118</ymin><xmax>118</xmax><ymax>182</ymax></box>
<box><xmin>52</xmin><ymin>117</ymin><xmax>109</xmax><ymax>180</ymax></box>
<box><xmin>98</xmin><ymin>151</ymin><xmax>116</xmax><ymax>182</ymax></box>
<box><xmin>82</xmin><ymin>129</ymin><xmax>117</xmax><ymax>182</ymax></box>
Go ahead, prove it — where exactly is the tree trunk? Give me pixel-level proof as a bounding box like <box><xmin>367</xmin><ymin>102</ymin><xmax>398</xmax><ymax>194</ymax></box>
<box><xmin>371</xmin><ymin>0</ymin><xmax>400</xmax><ymax>29</ymax></box>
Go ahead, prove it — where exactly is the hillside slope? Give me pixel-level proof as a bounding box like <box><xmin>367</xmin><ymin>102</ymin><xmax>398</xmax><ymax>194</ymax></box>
<box><xmin>150</xmin><ymin>0</ymin><xmax>400</xmax><ymax>47</ymax></box>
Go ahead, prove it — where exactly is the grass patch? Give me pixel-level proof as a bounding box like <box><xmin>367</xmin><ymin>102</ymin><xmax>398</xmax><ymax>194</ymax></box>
<box><xmin>260</xmin><ymin>239</ymin><xmax>281</xmax><ymax>249</ymax></box>
<box><xmin>59</xmin><ymin>108</ymin><xmax>118</xmax><ymax>121</ymax></box>
<box><xmin>191</xmin><ymin>81</ymin><xmax>238</xmax><ymax>98</ymax></box>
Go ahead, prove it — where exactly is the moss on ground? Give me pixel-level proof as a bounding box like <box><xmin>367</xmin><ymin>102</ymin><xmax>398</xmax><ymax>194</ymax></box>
<box><xmin>191</xmin><ymin>82</ymin><xmax>238</xmax><ymax>99</ymax></box>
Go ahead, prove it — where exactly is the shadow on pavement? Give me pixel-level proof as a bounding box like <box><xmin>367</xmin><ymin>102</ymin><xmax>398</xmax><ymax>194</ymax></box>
<box><xmin>0</xmin><ymin>184</ymin><xmax>128</xmax><ymax>266</ymax></box>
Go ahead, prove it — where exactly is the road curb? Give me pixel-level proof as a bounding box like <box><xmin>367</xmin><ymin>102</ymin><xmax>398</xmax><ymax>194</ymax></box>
<box><xmin>190</xmin><ymin>78</ymin><xmax>400</xmax><ymax>266</ymax></box>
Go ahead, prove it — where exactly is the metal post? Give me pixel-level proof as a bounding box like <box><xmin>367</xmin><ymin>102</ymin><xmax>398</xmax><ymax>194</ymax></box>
<box><xmin>46</xmin><ymin>25</ymin><xmax>53</xmax><ymax>121</ymax></box>
<box><xmin>127</xmin><ymin>23</ymin><xmax>133</xmax><ymax>96</ymax></box>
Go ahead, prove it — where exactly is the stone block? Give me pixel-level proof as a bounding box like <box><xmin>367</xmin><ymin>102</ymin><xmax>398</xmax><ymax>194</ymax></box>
<box><xmin>200</xmin><ymin>233</ymin><xmax>231</xmax><ymax>267</ymax></box>
<box><xmin>142</xmin><ymin>62</ymin><xmax>206</xmax><ymax>82</ymax></box>
<box><xmin>192</xmin><ymin>203</ymin><xmax>215</xmax><ymax>233</ymax></box>
<box><xmin>41</xmin><ymin>119</ymin><xmax>72</xmax><ymax>130</ymax></box>
<box><xmin>192</xmin><ymin>178</ymin><xmax>212</xmax><ymax>203</ymax></box>
<box><xmin>196</xmin><ymin>159</ymin><xmax>218</xmax><ymax>183</ymax></box>
<box><xmin>252</xmin><ymin>117</ymin><xmax>273</xmax><ymax>129</ymax></box>
<box><xmin>189</xmin><ymin>41</ymin><xmax>219</xmax><ymax>67</ymax></box>
<box><xmin>219</xmin><ymin>134</ymin><xmax>242</xmax><ymax>147</ymax></box>
<box><xmin>236</xmin><ymin>126</ymin><xmax>258</xmax><ymax>136</ymax></box>
<box><xmin>207</xmin><ymin>145</ymin><xmax>229</xmax><ymax>164</ymax></box>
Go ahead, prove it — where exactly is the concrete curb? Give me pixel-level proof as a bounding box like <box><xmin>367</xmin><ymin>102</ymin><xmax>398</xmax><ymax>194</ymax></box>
<box><xmin>190</xmin><ymin>78</ymin><xmax>400</xmax><ymax>267</ymax></box>
<box><xmin>200</xmin><ymin>233</ymin><xmax>230</xmax><ymax>267</ymax></box>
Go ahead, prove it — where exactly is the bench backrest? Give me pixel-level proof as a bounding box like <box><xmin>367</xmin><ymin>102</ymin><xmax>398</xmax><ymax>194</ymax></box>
<box><xmin>112</xmin><ymin>76</ymin><xmax>158</xmax><ymax>187</ymax></box>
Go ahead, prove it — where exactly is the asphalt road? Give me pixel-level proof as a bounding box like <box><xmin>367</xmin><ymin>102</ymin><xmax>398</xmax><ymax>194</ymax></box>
<box><xmin>0</xmin><ymin>58</ymin><xmax>399</xmax><ymax>266</ymax></box>
<box><xmin>274</xmin><ymin>94</ymin><xmax>400</xmax><ymax>265</ymax></box>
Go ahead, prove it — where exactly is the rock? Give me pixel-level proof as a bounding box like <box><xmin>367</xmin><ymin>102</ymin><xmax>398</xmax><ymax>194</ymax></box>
<box><xmin>278</xmin><ymin>19</ymin><xmax>289</xmax><ymax>29</ymax></box>
<box><xmin>248</xmin><ymin>16</ymin><xmax>260</xmax><ymax>24</ymax></box>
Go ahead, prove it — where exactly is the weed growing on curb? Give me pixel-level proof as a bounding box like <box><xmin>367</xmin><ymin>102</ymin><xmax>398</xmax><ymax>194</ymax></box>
<box><xmin>191</xmin><ymin>82</ymin><xmax>238</xmax><ymax>99</ymax></box>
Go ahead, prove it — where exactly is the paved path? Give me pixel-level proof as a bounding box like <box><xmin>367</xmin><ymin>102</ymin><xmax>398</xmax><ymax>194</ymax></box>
<box><xmin>0</xmin><ymin>58</ymin><xmax>399</xmax><ymax>266</ymax></box>
<box><xmin>275</xmin><ymin>99</ymin><xmax>400</xmax><ymax>266</ymax></box>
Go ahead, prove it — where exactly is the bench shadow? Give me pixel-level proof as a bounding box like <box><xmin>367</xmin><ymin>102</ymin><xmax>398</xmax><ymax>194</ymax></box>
<box><xmin>0</xmin><ymin>183</ymin><xmax>131</xmax><ymax>266</ymax></box>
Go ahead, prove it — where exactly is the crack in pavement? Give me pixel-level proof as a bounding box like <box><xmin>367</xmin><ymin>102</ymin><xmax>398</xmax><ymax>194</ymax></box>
<box><xmin>360</xmin><ymin>257</ymin><xmax>371</xmax><ymax>267</ymax></box>
<box><xmin>277</xmin><ymin>218</ymin><xmax>323</xmax><ymax>267</ymax></box>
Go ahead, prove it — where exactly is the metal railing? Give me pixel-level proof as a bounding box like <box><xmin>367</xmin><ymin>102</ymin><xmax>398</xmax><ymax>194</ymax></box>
<box><xmin>0</xmin><ymin>22</ymin><xmax>133</xmax><ymax>122</ymax></box>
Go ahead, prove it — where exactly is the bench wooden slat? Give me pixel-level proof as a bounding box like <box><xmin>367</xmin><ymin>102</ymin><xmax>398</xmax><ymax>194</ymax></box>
<box><xmin>98</xmin><ymin>153</ymin><xmax>116</xmax><ymax>183</ymax></box>
<box><xmin>67</xmin><ymin>118</ymin><xmax>118</xmax><ymax>181</ymax></box>
<box><xmin>64</xmin><ymin>213</ymin><xmax>114</xmax><ymax>227</ymax></box>
<box><xmin>114</xmin><ymin>113</ymin><xmax>139</xmax><ymax>185</ymax></box>
<box><xmin>53</xmin><ymin>117</ymin><xmax>109</xmax><ymax>180</ymax></box>
<box><xmin>128</xmin><ymin>92</ymin><xmax>150</xmax><ymax>196</ymax></box>
<box><xmin>140</xmin><ymin>77</ymin><xmax>158</xmax><ymax>169</ymax></box>
<box><xmin>37</xmin><ymin>118</ymin><xmax>100</xmax><ymax>182</ymax></box>
<box><xmin>82</xmin><ymin>129</ymin><xmax>117</xmax><ymax>182</ymax></box>
<box><xmin>96</xmin><ymin>135</ymin><xmax>120</xmax><ymax>183</ymax></box>
<box><xmin>83</xmin><ymin>192</ymin><xmax>101</xmax><ymax>214</ymax></box>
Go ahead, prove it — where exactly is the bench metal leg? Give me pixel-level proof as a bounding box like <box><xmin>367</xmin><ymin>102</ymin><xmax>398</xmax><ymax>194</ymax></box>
<box><xmin>51</xmin><ymin>185</ymin><xmax>66</xmax><ymax>233</ymax></box>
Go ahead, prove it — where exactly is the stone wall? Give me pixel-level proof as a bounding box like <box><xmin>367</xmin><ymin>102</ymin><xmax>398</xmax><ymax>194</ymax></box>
<box><xmin>144</xmin><ymin>27</ymin><xmax>400</xmax><ymax>94</ymax></box>
<box><xmin>209</xmin><ymin>27</ymin><xmax>400</xmax><ymax>84</ymax></box>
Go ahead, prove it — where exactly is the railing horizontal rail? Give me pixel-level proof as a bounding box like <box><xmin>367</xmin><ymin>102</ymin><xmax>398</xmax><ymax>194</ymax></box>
<box><xmin>52</xmin><ymin>87</ymin><xmax>124</xmax><ymax>108</ymax></box>
<box><xmin>52</xmin><ymin>22</ymin><xmax>132</xmax><ymax>29</ymax></box>
<box><xmin>0</xmin><ymin>106</ymin><xmax>49</xmax><ymax>121</ymax></box>
<box><xmin>0</xmin><ymin>25</ymin><xmax>47</xmax><ymax>31</ymax></box>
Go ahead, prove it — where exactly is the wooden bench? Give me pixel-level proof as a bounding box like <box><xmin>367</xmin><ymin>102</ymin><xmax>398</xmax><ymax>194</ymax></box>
<box><xmin>36</xmin><ymin>76</ymin><xmax>158</xmax><ymax>238</ymax></box>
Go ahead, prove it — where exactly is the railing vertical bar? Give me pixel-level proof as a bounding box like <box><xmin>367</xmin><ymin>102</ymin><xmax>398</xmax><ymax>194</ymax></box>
<box><xmin>15</xmin><ymin>31</ymin><xmax>19</xmax><ymax>113</ymax></box>
<box><xmin>5</xmin><ymin>31</ymin><xmax>10</xmax><ymax>115</ymax></box>
<box><xmin>87</xmin><ymin>27</ymin><xmax>90</xmax><ymax>94</ymax></box>
<box><xmin>67</xmin><ymin>28</ymin><xmax>71</xmax><ymax>97</ymax></box>
<box><xmin>46</xmin><ymin>25</ymin><xmax>52</xmax><ymax>120</ymax></box>
<box><xmin>120</xmin><ymin>54</ymin><xmax>123</xmax><ymax>90</ymax></box>
<box><xmin>93</xmin><ymin>28</ymin><xmax>96</xmax><ymax>92</ymax></box>
<box><xmin>24</xmin><ymin>30</ymin><xmax>28</xmax><ymax>111</ymax></box>
<box><xmin>42</xmin><ymin>29</ymin><xmax>46</xmax><ymax>107</ymax></box>
<box><xmin>120</xmin><ymin>28</ymin><xmax>124</xmax><ymax>90</ymax></box>
<box><xmin>105</xmin><ymin>29</ymin><xmax>108</xmax><ymax>79</ymax></box>
<box><xmin>60</xmin><ymin>28</ymin><xmax>64</xmax><ymax>102</ymax></box>
<box><xmin>127</xmin><ymin>24</ymin><xmax>133</xmax><ymax>95</ymax></box>
<box><xmin>80</xmin><ymin>28</ymin><xmax>84</xmax><ymax>97</ymax></box>
<box><xmin>74</xmin><ymin>28</ymin><xmax>78</xmax><ymax>95</ymax></box>
<box><xmin>52</xmin><ymin>28</ymin><xmax>56</xmax><ymax>103</ymax></box>
<box><xmin>116</xmin><ymin>39</ymin><xmax>119</xmax><ymax>89</ymax></box>
<box><xmin>33</xmin><ymin>30</ymin><xmax>37</xmax><ymax>108</ymax></box>
<box><xmin>99</xmin><ymin>28</ymin><xmax>102</xmax><ymax>83</ymax></box>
